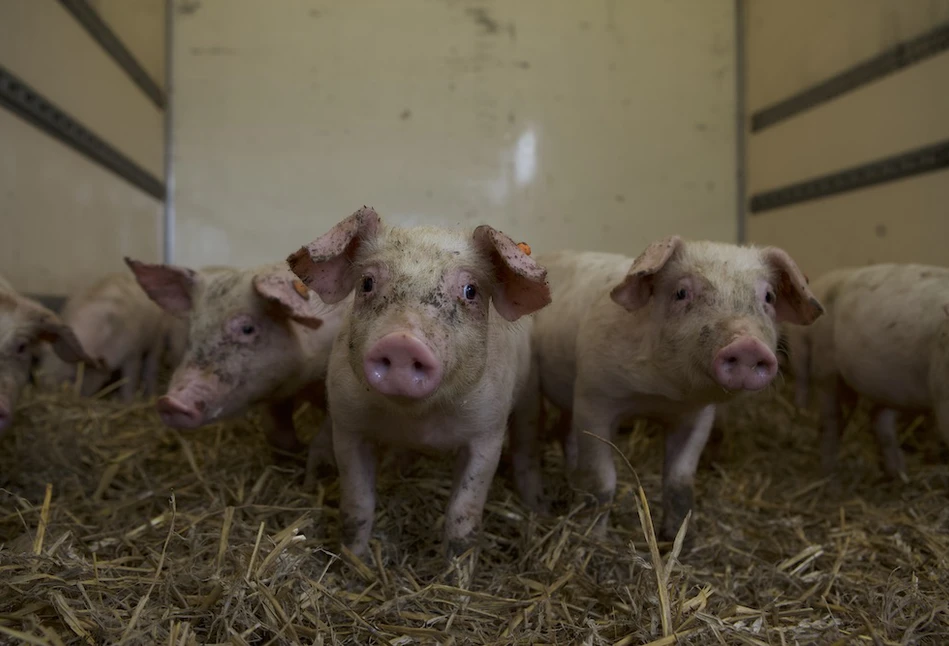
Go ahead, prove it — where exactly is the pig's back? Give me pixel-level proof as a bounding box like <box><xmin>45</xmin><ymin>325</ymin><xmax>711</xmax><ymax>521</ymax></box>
<box><xmin>833</xmin><ymin>263</ymin><xmax>949</xmax><ymax>409</ymax></box>
<box><xmin>533</xmin><ymin>251</ymin><xmax>633</xmax><ymax>410</ymax></box>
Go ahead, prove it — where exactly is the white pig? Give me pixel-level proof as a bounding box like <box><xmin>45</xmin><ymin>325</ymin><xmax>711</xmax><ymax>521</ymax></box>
<box><xmin>784</xmin><ymin>263</ymin><xmax>949</xmax><ymax>480</ymax></box>
<box><xmin>126</xmin><ymin>259</ymin><xmax>345</xmax><ymax>462</ymax></box>
<box><xmin>287</xmin><ymin>207</ymin><xmax>551</xmax><ymax>558</ymax></box>
<box><xmin>529</xmin><ymin>237</ymin><xmax>823</xmax><ymax>540</ymax></box>
<box><xmin>36</xmin><ymin>272</ymin><xmax>180</xmax><ymax>401</ymax></box>
<box><xmin>0</xmin><ymin>275</ymin><xmax>98</xmax><ymax>434</ymax></box>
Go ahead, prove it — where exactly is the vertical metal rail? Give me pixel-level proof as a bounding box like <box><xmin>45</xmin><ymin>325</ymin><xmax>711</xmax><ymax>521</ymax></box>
<box><xmin>163</xmin><ymin>0</ymin><xmax>176</xmax><ymax>263</ymax></box>
<box><xmin>734</xmin><ymin>0</ymin><xmax>747</xmax><ymax>244</ymax></box>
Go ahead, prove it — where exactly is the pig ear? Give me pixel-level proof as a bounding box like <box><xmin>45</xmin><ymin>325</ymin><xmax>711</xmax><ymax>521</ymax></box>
<box><xmin>286</xmin><ymin>207</ymin><xmax>381</xmax><ymax>305</ymax></box>
<box><xmin>760</xmin><ymin>247</ymin><xmax>824</xmax><ymax>325</ymax></box>
<box><xmin>20</xmin><ymin>300</ymin><xmax>101</xmax><ymax>367</ymax></box>
<box><xmin>472</xmin><ymin>226</ymin><xmax>551</xmax><ymax>322</ymax></box>
<box><xmin>610</xmin><ymin>236</ymin><xmax>683</xmax><ymax>311</ymax></box>
<box><xmin>253</xmin><ymin>272</ymin><xmax>326</xmax><ymax>330</ymax></box>
<box><xmin>125</xmin><ymin>257</ymin><xmax>198</xmax><ymax>315</ymax></box>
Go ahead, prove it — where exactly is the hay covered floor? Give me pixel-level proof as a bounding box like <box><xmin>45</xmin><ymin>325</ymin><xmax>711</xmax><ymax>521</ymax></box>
<box><xmin>1</xmin><ymin>382</ymin><xmax>948</xmax><ymax>646</ymax></box>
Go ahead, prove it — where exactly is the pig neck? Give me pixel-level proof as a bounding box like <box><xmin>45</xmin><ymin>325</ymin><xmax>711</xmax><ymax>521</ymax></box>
<box><xmin>287</xmin><ymin>321</ymin><xmax>331</xmax><ymax>386</ymax></box>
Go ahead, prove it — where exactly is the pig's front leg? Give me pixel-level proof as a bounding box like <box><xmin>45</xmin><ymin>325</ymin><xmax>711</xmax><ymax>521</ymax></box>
<box><xmin>266</xmin><ymin>399</ymin><xmax>306</xmax><ymax>456</ymax></box>
<box><xmin>334</xmin><ymin>428</ymin><xmax>377</xmax><ymax>559</ymax></box>
<box><xmin>444</xmin><ymin>431</ymin><xmax>505</xmax><ymax>557</ymax></box>
<box><xmin>508</xmin><ymin>362</ymin><xmax>546</xmax><ymax>513</ymax></box>
<box><xmin>659</xmin><ymin>405</ymin><xmax>714</xmax><ymax>542</ymax></box>
<box><xmin>871</xmin><ymin>407</ymin><xmax>906</xmax><ymax>480</ymax></box>
<box><xmin>570</xmin><ymin>392</ymin><xmax>620</xmax><ymax>516</ymax></box>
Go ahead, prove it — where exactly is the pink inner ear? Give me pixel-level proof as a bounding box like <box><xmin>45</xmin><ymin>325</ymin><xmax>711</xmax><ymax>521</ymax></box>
<box><xmin>610</xmin><ymin>275</ymin><xmax>652</xmax><ymax>311</ymax></box>
<box><xmin>286</xmin><ymin>207</ymin><xmax>380</xmax><ymax>305</ymax></box>
<box><xmin>472</xmin><ymin>226</ymin><xmax>551</xmax><ymax>322</ymax></box>
<box><xmin>761</xmin><ymin>248</ymin><xmax>824</xmax><ymax>325</ymax></box>
<box><xmin>610</xmin><ymin>236</ymin><xmax>682</xmax><ymax>312</ymax></box>
<box><xmin>125</xmin><ymin>257</ymin><xmax>196</xmax><ymax>315</ymax></box>
<box><xmin>252</xmin><ymin>273</ymin><xmax>325</xmax><ymax>329</ymax></box>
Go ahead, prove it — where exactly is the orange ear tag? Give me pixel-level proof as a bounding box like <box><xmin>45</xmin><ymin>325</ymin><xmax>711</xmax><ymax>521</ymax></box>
<box><xmin>292</xmin><ymin>278</ymin><xmax>310</xmax><ymax>299</ymax></box>
<box><xmin>516</xmin><ymin>242</ymin><xmax>532</xmax><ymax>256</ymax></box>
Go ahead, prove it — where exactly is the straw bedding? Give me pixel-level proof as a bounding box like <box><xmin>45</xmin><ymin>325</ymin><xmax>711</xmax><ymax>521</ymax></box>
<box><xmin>0</xmin><ymin>378</ymin><xmax>947</xmax><ymax>645</ymax></box>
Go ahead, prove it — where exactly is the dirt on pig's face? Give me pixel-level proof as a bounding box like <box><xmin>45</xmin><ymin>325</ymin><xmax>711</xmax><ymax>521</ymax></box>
<box><xmin>345</xmin><ymin>227</ymin><xmax>498</xmax><ymax>407</ymax></box>
<box><xmin>167</xmin><ymin>270</ymin><xmax>300</xmax><ymax>422</ymax></box>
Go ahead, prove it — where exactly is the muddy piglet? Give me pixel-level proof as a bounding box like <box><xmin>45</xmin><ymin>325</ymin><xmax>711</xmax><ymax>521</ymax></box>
<box><xmin>530</xmin><ymin>237</ymin><xmax>823</xmax><ymax>541</ymax></box>
<box><xmin>125</xmin><ymin>259</ymin><xmax>346</xmax><ymax>463</ymax></box>
<box><xmin>784</xmin><ymin>263</ymin><xmax>949</xmax><ymax>480</ymax></box>
<box><xmin>287</xmin><ymin>207</ymin><xmax>551</xmax><ymax>559</ymax></box>
<box><xmin>37</xmin><ymin>272</ymin><xmax>181</xmax><ymax>401</ymax></box>
<box><xmin>0</xmin><ymin>275</ymin><xmax>98</xmax><ymax>434</ymax></box>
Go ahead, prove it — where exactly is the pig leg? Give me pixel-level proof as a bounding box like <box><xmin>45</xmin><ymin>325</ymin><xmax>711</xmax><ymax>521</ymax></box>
<box><xmin>817</xmin><ymin>377</ymin><xmax>844</xmax><ymax>478</ymax></box>
<box><xmin>659</xmin><ymin>405</ymin><xmax>715</xmax><ymax>542</ymax></box>
<box><xmin>118</xmin><ymin>354</ymin><xmax>143</xmax><ymax>403</ymax></box>
<box><xmin>266</xmin><ymin>399</ymin><xmax>306</xmax><ymax>456</ymax></box>
<box><xmin>140</xmin><ymin>342</ymin><xmax>162</xmax><ymax>398</ymax></box>
<box><xmin>509</xmin><ymin>363</ymin><xmax>546</xmax><ymax>513</ymax></box>
<box><xmin>444</xmin><ymin>431</ymin><xmax>505</xmax><ymax>557</ymax></box>
<box><xmin>870</xmin><ymin>407</ymin><xmax>906</xmax><ymax>479</ymax></box>
<box><xmin>570</xmin><ymin>394</ymin><xmax>620</xmax><ymax>527</ymax></box>
<box><xmin>334</xmin><ymin>429</ymin><xmax>377</xmax><ymax>558</ymax></box>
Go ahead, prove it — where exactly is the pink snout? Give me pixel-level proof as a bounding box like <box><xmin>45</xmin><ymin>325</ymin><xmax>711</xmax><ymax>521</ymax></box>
<box><xmin>712</xmin><ymin>337</ymin><xmax>778</xmax><ymax>392</ymax></box>
<box><xmin>363</xmin><ymin>332</ymin><xmax>443</xmax><ymax>399</ymax></box>
<box><xmin>157</xmin><ymin>395</ymin><xmax>206</xmax><ymax>429</ymax></box>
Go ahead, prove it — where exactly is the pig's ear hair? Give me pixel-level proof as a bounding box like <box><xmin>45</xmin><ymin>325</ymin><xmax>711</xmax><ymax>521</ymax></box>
<box><xmin>125</xmin><ymin>257</ymin><xmax>198</xmax><ymax>315</ymax></box>
<box><xmin>760</xmin><ymin>247</ymin><xmax>824</xmax><ymax>325</ymax></box>
<box><xmin>253</xmin><ymin>272</ymin><xmax>325</xmax><ymax>330</ymax></box>
<box><xmin>472</xmin><ymin>226</ymin><xmax>551</xmax><ymax>322</ymax></box>
<box><xmin>287</xmin><ymin>207</ymin><xmax>381</xmax><ymax>305</ymax></box>
<box><xmin>20</xmin><ymin>299</ymin><xmax>101</xmax><ymax>367</ymax></box>
<box><xmin>611</xmin><ymin>235</ymin><xmax>683</xmax><ymax>311</ymax></box>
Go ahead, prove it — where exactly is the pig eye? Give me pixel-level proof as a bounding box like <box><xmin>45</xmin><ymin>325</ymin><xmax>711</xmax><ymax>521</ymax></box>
<box><xmin>765</xmin><ymin>290</ymin><xmax>776</xmax><ymax>305</ymax></box>
<box><xmin>674</xmin><ymin>287</ymin><xmax>689</xmax><ymax>301</ymax></box>
<box><xmin>361</xmin><ymin>276</ymin><xmax>374</xmax><ymax>293</ymax></box>
<box><xmin>463</xmin><ymin>284</ymin><xmax>478</xmax><ymax>300</ymax></box>
<box><xmin>241</xmin><ymin>324</ymin><xmax>256</xmax><ymax>335</ymax></box>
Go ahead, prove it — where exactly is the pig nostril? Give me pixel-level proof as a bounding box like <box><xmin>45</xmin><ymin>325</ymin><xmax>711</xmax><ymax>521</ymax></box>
<box><xmin>381</xmin><ymin>358</ymin><xmax>391</xmax><ymax>368</ymax></box>
<box><xmin>413</xmin><ymin>361</ymin><xmax>424</xmax><ymax>371</ymax></box>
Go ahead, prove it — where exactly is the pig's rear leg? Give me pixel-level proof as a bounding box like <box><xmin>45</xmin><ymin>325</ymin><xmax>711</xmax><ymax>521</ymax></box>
<box><xmin>334</xmin><ymin>430</ymin><xmax>377</xmax><ymax>559</ymax></box>
<box><xmin>266</xmin><ymin>399</ymin><xmax>306</xmax><ymax>460</ymax></box>
<box><xmin>659</xmin><ymin>405</ymin><xmax>715</xmax><ymax>543</ymax></box>
<box><xmin>444</xmin><ymin>431</ymin><xmax>505</xmax><ymax>557</ymax></box>
<box><xmin>571</xmin><ymin>395</ymin><xmax>619</xmax><ymax>532</ymax></box>
<box><xmin>509</xmin><ymin>364</ymin><xmax>547</xmax><ymax>513</ymax></box>
<box><xmin>870</xmin><ymin>407</ymin><xmax>907</xmax><ymax>480</ymax></box>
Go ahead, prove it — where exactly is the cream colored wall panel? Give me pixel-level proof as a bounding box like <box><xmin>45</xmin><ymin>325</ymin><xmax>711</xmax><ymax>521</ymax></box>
<box><xmin>746</xmin><ymin>170</ymin><xmax>949</xmax><ymax>280</ymax></box>
<box><xmin>0</xmin><ymin>0</ymin><xmax>163</xmax><ymax>177</ymax></box>
<box><xmin>173</xmin><ymin>0</ymin><xmax>736</xmax><ymax>269</ymax></box>
<box><xmin>748</xmin><ymin>51</ymin><xmax>949</xmax><ymax>194</ymax></box>
<box><xmin>90</xmin><ymin>0</ymin><xmax>167</xmax><ymax>91</ymax></box>
<box><xmin>0</xmin><ymin>111</ymin><xmax>162</xmax><ymax>295</ymax></box>
<box><xmin>746</xmin><ymin>0</ymin><xmax>949</xmax><ymax>113</ymax></box>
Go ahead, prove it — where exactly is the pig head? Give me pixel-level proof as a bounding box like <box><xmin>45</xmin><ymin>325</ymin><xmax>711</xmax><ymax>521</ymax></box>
<box><xmin>125</xmin><ymin>259</ymin><xmax>331</xmax><ymax>429</ymax></box>
<box><xmin>0</xmin><ymin>289</ymin><xmax>97</xmax><ymax>433</ymax></box>
<box><xmin>610</xmin><ymin>236</ymin><xmax>824</xmax><ymax>401</ymax></box>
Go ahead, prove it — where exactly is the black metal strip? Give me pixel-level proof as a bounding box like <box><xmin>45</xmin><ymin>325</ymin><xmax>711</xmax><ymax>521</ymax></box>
<box><xmin>749</xmin><ymin>139</ymin><xmax>949</xmax><ymax>214</ymax></box>
<box><xmin>751</xmin><ymin>23</ymin><xmax>949</xmax><ymax>132</ymax></box>
<box><xmin>0</xmin><ymin>65</ymin><xmax>166</xmax><ymax>201</ymax></box>
<box><xmin>57</xmin><ymin>0</ymin><xmax>165</xmax><ymax>110</ymax></box>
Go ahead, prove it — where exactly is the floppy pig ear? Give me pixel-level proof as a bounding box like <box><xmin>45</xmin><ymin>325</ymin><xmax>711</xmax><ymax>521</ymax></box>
<box><xmin>21</xmin><ymin>301</ymin><xmax>101</xmax><ymax>367</ymax></box>
<box><xmin>253</xmin><ymin>271</ymin><xmax>326</xmax><ymax>330</ymax></box>
<box><xmin>125</xmin><ymin>257</ymin><xmax>198</xmax><ymax>315</ymax></box>
<box><xmin>610</xmin><ymin>235</ymin><xmax>683</xmax><ymax>311</ymax></box>
<box><xmin>472</xmin><ymin>226</ymin><xmax>551</xmax><ymax>322</ymax></box>
<box><xmin>286</xmin><ymin>207</ymin><xmax>381</xmax><ymax>305</ymax></box>
<box><xmin>760</xmin><ymin>247</ymin><xmax>824</xmax><ymax>325</ymax></box>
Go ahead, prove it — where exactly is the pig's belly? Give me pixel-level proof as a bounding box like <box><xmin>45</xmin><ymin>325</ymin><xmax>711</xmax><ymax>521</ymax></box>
<box><xmin>358</xmin><ymin>409</ymin><xmax>500</xmax><ymax>454</ymax></box>
<box><xmin>834</xmin><ymin>334</ymin><xmax>931</xmax><ymax>411</ymax></box>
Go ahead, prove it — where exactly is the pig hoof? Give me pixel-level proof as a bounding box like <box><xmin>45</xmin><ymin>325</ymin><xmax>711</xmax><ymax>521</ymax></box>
<box><xmin>445</xmin><ymin>536</ymin><xmax>478</xmax><ymax>560</ymax></box>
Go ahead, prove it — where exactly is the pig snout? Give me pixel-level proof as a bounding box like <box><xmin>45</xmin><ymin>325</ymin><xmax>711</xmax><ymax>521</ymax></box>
<box><xmin>363</xmin><ymin>332</ymin><xmax>443</xmax><ymax>399</ymax></box>
<box><xmin>157</xmin><ymin>395</ymin><xmax>206</xmax><ymax>429</ymax></box>
<box><xmin>712</xmin><ymin>337</ymin><xmax>778</xmax><ymax>391</ymax></box>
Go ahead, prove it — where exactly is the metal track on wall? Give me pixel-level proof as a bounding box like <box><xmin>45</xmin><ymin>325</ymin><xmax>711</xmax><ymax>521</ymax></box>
<box><xmin>751</xmin><ymin>23</ymin><xmax>949</xmax><ymax>132</ymax></box>
<box><xmin>0</xmin><ymin>65</ymin><xmax>166</xmax><ymax>201</ymax></box>
<box><xmin>749</xmin><ymin>139</ymin><xmax>949</xmax><ymax>214</ymax></box>
<box><xmin>57</xmin><ymin>0</ymin><xmax>165</xmax><ymax>109</ymax></box>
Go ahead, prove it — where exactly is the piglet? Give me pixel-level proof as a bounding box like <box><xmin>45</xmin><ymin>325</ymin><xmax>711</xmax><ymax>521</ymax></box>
<box><xmin>784</xmin><ymin>263</ymin><xmax>949</xmax><ymax>480</ymax></box>
<box><xmin>125</xmin><ymin>259</ymin><xmax>346</xmax><ymax>462</ymax></box>
<box><xmin>0</xmin><ymin>275</ymin><xmax>98</xmax><ymax>434</ymax></box>
<box><xmin>287</xmin><ymin>207</ymin><xmax>551</xmax><ymax>559</ymax></box>
<box><xmin>530</xmin><ymin>237</ymin><xmax>823</xmax><ymax>541</ymax></box>
<box><xmin>37</xmin><ymin>272</ymin><xmax>179</xmax><ymax>401</ymax></box>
